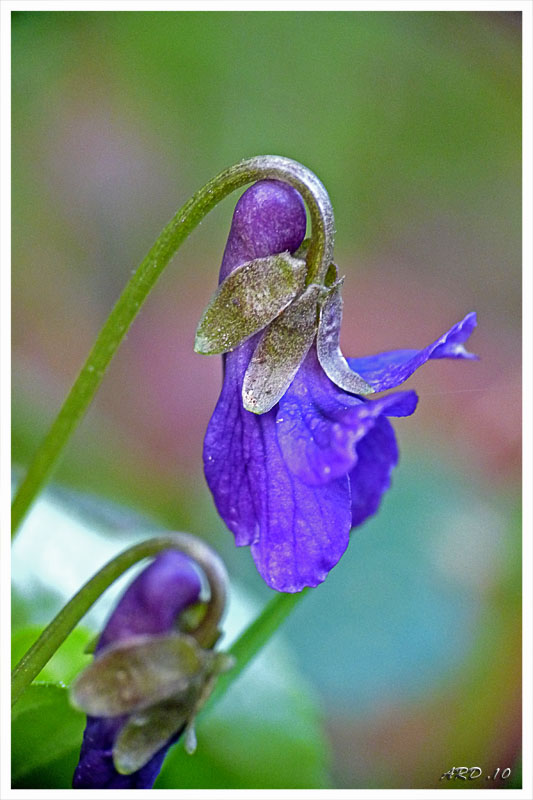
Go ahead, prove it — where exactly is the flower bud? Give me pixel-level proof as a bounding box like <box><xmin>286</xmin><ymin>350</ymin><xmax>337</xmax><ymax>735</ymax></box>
<box><xmin>71</xmin><ymin>549</ymin><xmax>231</xmax><ymax>789</ymax></box>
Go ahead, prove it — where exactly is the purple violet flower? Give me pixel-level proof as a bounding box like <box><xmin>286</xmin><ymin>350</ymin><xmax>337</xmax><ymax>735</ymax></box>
<box><xmin>203</xmin><ymin>180</ymin><xmax>478</xmax><ymax>593</ymax></box>
<box><xmin>72</xmin><ymin>550</ymin><xmax>202</xmax><ymax>789</ymax></box>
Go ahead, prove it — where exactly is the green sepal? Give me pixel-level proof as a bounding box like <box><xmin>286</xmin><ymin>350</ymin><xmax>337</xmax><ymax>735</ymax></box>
<box><xmin>177</xmin><ymin>601</ymin><xmax>208</xmax><ymax>635</ymax></box>
<box><xmin>316</xmin><ymin>275</ymin><xmax>373</xmax><ymax>395</ymax></box>
<box><xmin>70</xmin><ymin>632</ymin><xmax>208</xmax><ymax>717</ymax></box>
<box><xmin>194</xmin><ymin>252</ymin><xmax>307</xmax><ymax>355</ymax></box>
<box><xmin>242</xmin><ymin>284</ymin><xmax>325</xmax><ymax>414</ymax></box>
<box><xmin>113</xmin><ymin>698</ymin><xmax>191</xmax><ymax>774</ymax></box>
<box><xmin>112</xmin><ymin>650</ymin><xmax>235</xmax><ymax>774</ymax></box>
<box><xmin>293</xmin><ymin>238</ymin><xmax>311</xmax><ymax>259</ymax></box>
<box><xmin>324</xmin><ymin>261</ymin><xmax>339</xmax><ymax>286</ymax></box>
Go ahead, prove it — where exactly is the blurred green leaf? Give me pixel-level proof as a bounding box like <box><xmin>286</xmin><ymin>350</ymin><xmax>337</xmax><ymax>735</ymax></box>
<box><xmin>11</xmin><ymin>683</ymin><xmax>86</xmax><ymax>785</ymax></box>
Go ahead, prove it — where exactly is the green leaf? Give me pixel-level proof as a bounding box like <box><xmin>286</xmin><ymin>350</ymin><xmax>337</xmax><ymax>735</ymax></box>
<box><xmin>242</xmin><ymin>284</ymin><xmax>324</xmax><ymax>414</ymax></box>
<box><xmin>70</xmin><ymin>632</ymin><xmax>209</xmax><ymax>716</ymax></box>
<box><xmin>316</xmin><ymin>277</ymin><xmax>373</xmax><ymax>395</ymax></box>
<box><xmin>11</xmin><ymin>683</ymin><xmax>86</xmax><ymax>784</ymax></box>
<box><xmin>194</xmin><ymin>252</ymin><xmax>307</xmax><ymax>354</ymax></box>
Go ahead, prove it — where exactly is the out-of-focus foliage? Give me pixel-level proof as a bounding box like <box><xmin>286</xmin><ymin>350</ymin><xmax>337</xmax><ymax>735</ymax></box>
<box><xmin>12</xmin><ymin>10</ymin><xmax>521</xmax><ymax>789</ymax></box>
<box><xmin>12</xmin><ymin>684</ymin><xmax>87</xmax><ymax>787</ymax></box>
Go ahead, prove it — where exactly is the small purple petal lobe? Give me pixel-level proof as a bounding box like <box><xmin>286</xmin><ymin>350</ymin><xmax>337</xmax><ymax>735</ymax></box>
<box><xmin>276</xmin><ymin>347</ymin><xmax>417</xmax><ymax>486</ymax></box>
<box><xmin>73</xmin><ymin>551</ymin><xmax>202</xmax><ymax>789</ymax></box>
<box><xmin>429</xmin><ymin>312</ymin><xmax>478</xmax><ymax>359</ymax></box>
<box><xmin>349</xmin><ymin>416</ymin><xmax>400</xmax><ymax>528</ymax></box>
<box><xmin>347</xmin><ymin>312</ymin><xmax>478</xmax><ymax>392</ymax></box>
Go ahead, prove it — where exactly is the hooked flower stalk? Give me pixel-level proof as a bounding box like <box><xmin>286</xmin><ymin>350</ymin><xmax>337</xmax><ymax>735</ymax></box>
<box><xmin>196</xmin><ymin>177</ymin><xmax>478</xmax><ymax>593</ymax></box>
<box><xmin>70</xmin><ymin>546</ymin><xmax>232</xmax><ymax>789</ymax></box>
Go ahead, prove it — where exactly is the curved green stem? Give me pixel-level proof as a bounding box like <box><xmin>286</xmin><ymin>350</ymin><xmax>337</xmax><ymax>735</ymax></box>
<box><xmin>206</xmin><ymin>587</ymin><xmax>308</xmax><ymax>714</ymax></box>
<box><xmin>11</xmin><ymin>533</ymin><xmax>229</xmax><ymax>706</ymax></box>
<box><xmin>11</xmin><ymin>155</ymin><xmax>334</xmax><ymax>538</ymax></box>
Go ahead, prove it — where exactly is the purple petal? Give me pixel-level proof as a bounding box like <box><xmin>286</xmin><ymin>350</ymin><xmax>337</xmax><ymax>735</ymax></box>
<box><xmin>277</xmin><ymin>347</ymin><xmax>417</xmax><ymax>486</ymax></box>
<box><xmin>250</xmin><ymin>410</ymin><xmax>352</xmax><ymax>593</ymax></box>
<box><xmin>205</xmin><ymin>345</ymin><xmax>352</xmax><ymax>591</ymax></box>
<box><xmin>378</xmin><ymin>391</ymin><xmax>419</xmax><ymax>417</ymax></box>
<box><xmin>219</xmin><ymin>180</ymin><xmax>307</xmax><ymax>282</ymax></box>
<box><xmin>347</xmin><ymin>312</ymin><xmax>478</xmax><ymax>392</ymax></box>
<box><xmin>349</xmin><ymin>416</ymin><xmax>399</xmax><ymax>528</ymax></box>
<box><xmin>96</xmin><ymin>551</ymin><xmax>202</xmax><ymax>653</ymax></box>
<box><xmin>72</xmin><ymin>716</ymin><xmax>172</xmax><ymax>789</ymax></box>
<box><xmin>203</xmin><ymin>340</ymin><xmax>262</xmax><ymax>547</ymax></box>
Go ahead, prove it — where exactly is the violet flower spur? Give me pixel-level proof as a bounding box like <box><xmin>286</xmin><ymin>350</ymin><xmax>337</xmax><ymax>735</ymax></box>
<box><xmin>72</xmin><ymin>551</ymin><xmax>202</xmax><ymax>789</ymax></box>
<box><xmin>201</xmin><ymin>180</ymin><xmax>478</xmax><ymax>594</ymax></box>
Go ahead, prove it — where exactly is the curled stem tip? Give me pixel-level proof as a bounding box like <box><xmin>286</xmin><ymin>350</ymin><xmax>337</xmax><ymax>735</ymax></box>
<box><xmin>11</xmin><ymin>533</ymin><xmax>228</xmax><ymax>706</ymax></box>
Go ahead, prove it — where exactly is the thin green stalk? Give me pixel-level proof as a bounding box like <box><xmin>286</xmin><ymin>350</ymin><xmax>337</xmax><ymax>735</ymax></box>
<box><xmin>11</xmin><ymin>533</ymin><xmax>229</xmax><ymax>706</ymax></box>
<box><xmin>206</xmin><ymin>587</ymin><xmax>308</xmax><ymax>713</ymax></box>
<box><xmin>11</xmin><ymin>156</ymin><xmax>334</xmax><ymax>538</ymax></box>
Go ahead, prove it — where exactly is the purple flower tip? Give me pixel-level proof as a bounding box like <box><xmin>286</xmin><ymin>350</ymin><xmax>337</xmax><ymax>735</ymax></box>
<box><xmin>203</xmin><ymin>180</ymin><xmax>478</xmax><ymax>593</ymax></box>
<box><xmin>220</xmin><ymin>179</ymin><xmax>307</xmax><ymax>281</ymax></box>
<box><xmin>72</xmin><ymin>551</ymin><xmax>202</xmax><ymax>789</ymax></box>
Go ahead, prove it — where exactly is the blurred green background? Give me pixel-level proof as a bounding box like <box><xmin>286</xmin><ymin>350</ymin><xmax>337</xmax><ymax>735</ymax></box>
<box><xmin>12</xmin><ymin>10</ymin><xmax>521</xmax><ymax>789</ymax></box>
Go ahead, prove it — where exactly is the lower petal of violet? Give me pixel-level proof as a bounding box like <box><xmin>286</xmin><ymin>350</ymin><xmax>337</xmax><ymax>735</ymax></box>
<box><xmin>204</xmin><ymin>352</ymin><xmax>352</xmax><ymax>593</ymax></box>
<box><xmin>205</xmin><ymin>341</ymin><xmax>360</xmax><ymax>592</ymax></box>
<box><xmin>250</xmin><ymin>409</ymin><xmax>352</xmax><ymax>593</ymax></box>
